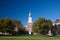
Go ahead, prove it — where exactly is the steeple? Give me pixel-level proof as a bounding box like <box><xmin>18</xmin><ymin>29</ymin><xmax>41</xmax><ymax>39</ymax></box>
<box><xmin>29</xmin><ymin>12</ymin><xmax>31</xmax><ymax>17</ymax></box>
<box><xmin>27</xmin><ymin>9</ymin><xmax>32</xmax><ymax>35</ymax></box>
<box><xmin>28</xmin><ymin>11</ymin><xmax>32</xmax><ymax>23</ymax></box>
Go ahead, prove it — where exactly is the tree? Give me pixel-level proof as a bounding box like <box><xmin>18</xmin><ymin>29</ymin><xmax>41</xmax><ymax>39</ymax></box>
<box><xmin>0</xmin><ymin>17</ymin><xmax>24</xmax><ymax>35</ymax></box>
<box><xmin>33</xmin><ymin>18</ymin><xmax>52</xmax><ymax>35</ymax></box>
<box><xmin>11</xmin><ymin>20</ymin><xmax>26</xmax><ymax>35</ymax></box>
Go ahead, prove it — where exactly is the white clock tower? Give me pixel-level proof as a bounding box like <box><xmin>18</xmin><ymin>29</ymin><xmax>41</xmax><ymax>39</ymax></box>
<box><xmin>27</xmin><ymin>11</ymin><xmax>32</xmax><ymax>35</ymax></box>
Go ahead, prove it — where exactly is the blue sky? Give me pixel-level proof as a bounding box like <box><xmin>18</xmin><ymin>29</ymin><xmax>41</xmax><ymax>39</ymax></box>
<box><xmin>0</xmin><ymin>0</ymin><xmax>60</xmax><ymax>25</ymax></box>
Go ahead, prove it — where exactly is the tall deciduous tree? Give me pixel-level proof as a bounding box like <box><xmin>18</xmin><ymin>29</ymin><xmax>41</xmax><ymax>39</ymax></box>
<box><xmin>0</xmin><ymin>17</ymin><xmax>24</xmax><ymax>35</ymax></box>
<box><xmin>33</xmin><ymin>18</ymin><xmax>52</xmax><ymax>35</ymax></box>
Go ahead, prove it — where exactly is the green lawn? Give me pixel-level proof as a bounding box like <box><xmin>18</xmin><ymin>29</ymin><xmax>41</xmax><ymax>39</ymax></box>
<box><xmin>0</xmin><ymin>35</ymin><xmax>60</xmax><ymax>40</ymax></box>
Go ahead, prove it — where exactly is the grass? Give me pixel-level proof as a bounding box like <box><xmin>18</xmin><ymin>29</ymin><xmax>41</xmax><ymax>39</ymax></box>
<box><xmin>0</xmin><ymin>35</ymin><xmax>60</xmax><ymax>40</ymax></box>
